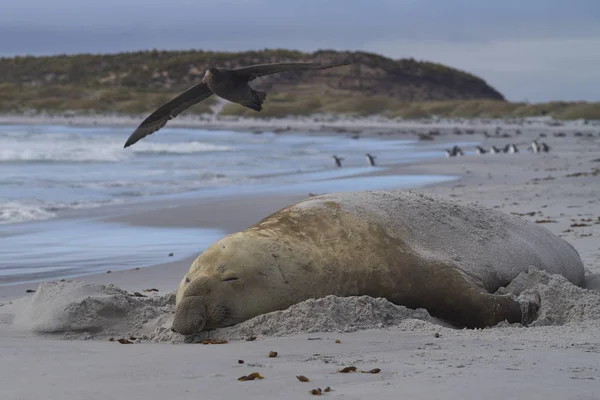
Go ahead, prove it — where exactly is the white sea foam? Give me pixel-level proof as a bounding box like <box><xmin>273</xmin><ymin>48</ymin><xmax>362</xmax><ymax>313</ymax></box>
<box><xmin>0</xmin><ymin>199</ymin><xmax>124</xmax><ymax>225</ymax></box>
<box><xmin>131</xmin><ymin>141</ymin><xmax>231</xmax><ymax>155</ymax></box>
<box><xmin>0</xmin><ymin>130</ymin><xmax>231</xmax><ymax>163</ymax></box>
<box><xmin>0</xmin><ymin>146</ymin><xmax>130</xmax><ymax>163</ymax></box>
<box><xmin>0</xmin><ymin>201</ymin><xmax>57</xmax><ymax>225</ymax></box>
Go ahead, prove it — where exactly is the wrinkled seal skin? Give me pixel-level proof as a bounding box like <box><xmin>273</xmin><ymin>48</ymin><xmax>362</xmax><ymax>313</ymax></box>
<box><xmin>173</xmin><ymin>190</ymin><xmax>585</xmax><ymax>335</ymax></box>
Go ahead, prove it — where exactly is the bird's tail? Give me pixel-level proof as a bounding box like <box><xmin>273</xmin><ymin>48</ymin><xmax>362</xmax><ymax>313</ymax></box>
<box><xmin>244</xmin><ymin>90</ymin><xmax>267</xmax><ymax>112</ymax></box>
<box><xmin>255</xmin><ymin>90</ymin><xmax>267</xmax><ymax>104</ymax></box>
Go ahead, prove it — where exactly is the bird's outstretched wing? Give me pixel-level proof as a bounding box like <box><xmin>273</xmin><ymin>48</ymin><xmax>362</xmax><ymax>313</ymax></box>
<box><xmin>232</xmin><ymin>61</ymin><xmax>350</xmax><ymax>81</ymax></box>
<box><xmin>123</xmin><ymin>82</ymin><xmax>213</xmax><ymax>148</ymax></box>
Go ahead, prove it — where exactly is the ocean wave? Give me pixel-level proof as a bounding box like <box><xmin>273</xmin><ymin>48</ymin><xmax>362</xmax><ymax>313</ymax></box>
<box><xmin>0</xmin><ymin>199</ymin><xmax>124</xmax><ymax>225</ymax></box>
<box><xmin>0</xmin><ymin>201</ymin><xmax>57</xmax><ymax>225</ymax></box>
<box><xmin>0</xmin><ymin>131</ymin><xmax>128</xmax><ymax>162</ymax></box>
<box><xmin>63</xmin><ymin>173</ymin><xmax>229</xmax><ymax>191</ymax></box>
<box><xmin>0</xmin><ymin>171</ymin><xmax>233</xmax><ymax>225</ymax></box>
<box><xmin>0</xmin><ymin>130</ymin><xmax>232</xmax><ymax>163</ymax></box>
<box><xmin>131</xmin><ymin>141</ymin><xmax>231</xmax><ymax>154</ymax></box>
<box><xmin>0</xmin><ymin>147</ymin><xmax>130</xmax><ymax>163</ymax></box>
<box><xmin>0</xmin><ymin>130</ymin><xmax>81</xmax><ymax>140</ymax></box>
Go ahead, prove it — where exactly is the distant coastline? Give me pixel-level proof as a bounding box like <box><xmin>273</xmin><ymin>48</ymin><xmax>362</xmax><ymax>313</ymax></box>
<box><xmin>1</xmin><ymin>49</ymin><xmax>599</xmax><ymax>120</ymax></box>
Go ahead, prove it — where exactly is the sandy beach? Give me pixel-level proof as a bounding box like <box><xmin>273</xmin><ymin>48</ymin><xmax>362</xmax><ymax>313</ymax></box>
<box><xmin>1</xmin><ymin>117</ymin><xmax>599</xmax><ymax>400</ymax></box>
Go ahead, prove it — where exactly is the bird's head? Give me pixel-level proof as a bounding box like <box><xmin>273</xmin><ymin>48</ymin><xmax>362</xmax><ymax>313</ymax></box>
<box><xmin>203</xmin><ymin>67</ymin><xmax>219</xmax><ymax>81</ymax></box>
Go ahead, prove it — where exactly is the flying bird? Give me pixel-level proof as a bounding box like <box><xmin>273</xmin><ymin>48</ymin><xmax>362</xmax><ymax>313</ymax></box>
<box><xmin>123</xmin><ymin>61</ymin><xmax>350</xmax><ymax>148</ymax></box>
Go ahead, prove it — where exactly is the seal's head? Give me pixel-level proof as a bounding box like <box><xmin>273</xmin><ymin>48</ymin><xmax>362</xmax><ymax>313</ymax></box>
<box><xmin>172</xmin><ymin>231</ymin><xmax>294</xmax><ymax>335</ymax></box>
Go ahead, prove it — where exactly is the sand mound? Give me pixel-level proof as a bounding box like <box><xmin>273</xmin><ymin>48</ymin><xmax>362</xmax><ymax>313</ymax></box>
<box><xmin>184</xmin><ymin>295</ymin><xmax>432</xmax><ymax>342</ymax></box>
<box><xmin>497</xmin><ymin>268</ymin><xmax>600</xmax><ymax>326</ymax></box>
<box><xmin>13</xmin><ymin>270</ymin><xmax>600</xmax><ymax>343</ymax></box>
<box><xmin>12</xmin><ymin>281</ymin><xmax>433</xmax><ymax>342</ymax></box>
<box><xmin>16</xmin><ymin>280</ymin><xmax>176</xmax><ymax>339</ymax></box>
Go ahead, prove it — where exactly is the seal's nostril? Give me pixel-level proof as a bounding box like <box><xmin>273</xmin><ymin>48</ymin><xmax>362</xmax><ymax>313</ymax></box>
<box><xmin>171</xmin><ymin>328</ymin><xmax>176</xmax><ymax>333</ymax></box>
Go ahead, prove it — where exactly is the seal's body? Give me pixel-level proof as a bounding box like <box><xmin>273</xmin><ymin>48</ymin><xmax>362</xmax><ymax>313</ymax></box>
<box><xmin>173</xmin><ymin>191</ymin><xmax>584</xmax><ymax>335</ymax></box>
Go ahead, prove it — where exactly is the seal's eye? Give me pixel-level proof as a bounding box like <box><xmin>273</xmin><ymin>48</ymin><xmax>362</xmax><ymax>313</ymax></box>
<box><xmin>222</xmin><ymin>277</ymin><xmax>239</xmax><ymax>282</ymax></box>
<box><xmin>185</xmin><ymin>277</ymin><xmax>190</xmax><ymax>284</ymax></box>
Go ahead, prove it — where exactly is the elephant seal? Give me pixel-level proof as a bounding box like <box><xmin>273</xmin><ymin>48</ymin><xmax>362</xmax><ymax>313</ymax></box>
<box><xmin>172</xmin><ymin>190</ymin><xmax>584</xmax><ymax>335</ymax></box>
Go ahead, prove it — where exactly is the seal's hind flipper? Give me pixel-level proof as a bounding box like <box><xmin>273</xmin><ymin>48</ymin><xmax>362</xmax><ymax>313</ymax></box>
<box><xmin>414</xmin><ymin>261</ymin><xmax>525</xmax><ymax>328</ymax></box>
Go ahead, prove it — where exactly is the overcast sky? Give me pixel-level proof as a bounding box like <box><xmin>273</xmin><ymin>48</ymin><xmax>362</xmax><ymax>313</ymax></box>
<box><xmin>1</xmin><ymin>0</ymin><xmax>599</xmax><ymax>102</ymax></box>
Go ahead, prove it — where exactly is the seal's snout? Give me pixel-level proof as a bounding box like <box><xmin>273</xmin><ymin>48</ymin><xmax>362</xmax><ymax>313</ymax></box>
<box><xmin>172</xmin><ymin>296</ymin><xmax>207</xmax><ymax>335</ymax></box>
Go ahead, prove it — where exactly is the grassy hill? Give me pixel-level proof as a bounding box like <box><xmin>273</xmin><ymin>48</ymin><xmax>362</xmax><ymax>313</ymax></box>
<box><xmin>0</xmin><ymin>49</ymin><xmax>598</xmax><ymax>120</ymax></box>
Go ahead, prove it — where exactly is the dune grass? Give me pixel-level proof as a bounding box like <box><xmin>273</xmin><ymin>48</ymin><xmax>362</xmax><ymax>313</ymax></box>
<box><xmin>221</xmin><ymin>93</ymin><xmax>600</xmax><ymax>120</ymax></box>
<box><xmin>1</xmin><ymin>83</ymin><xmax>598</xmax><ymax>120</ymax></box>
<box><xmin>0</xmin><ymin>83</ymin><xmax>215</xmax><ymax>115</ymax></box>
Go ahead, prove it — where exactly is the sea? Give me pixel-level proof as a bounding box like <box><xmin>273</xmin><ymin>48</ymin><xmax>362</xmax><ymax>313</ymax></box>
<box><xmin>0</xmin><ymin>123</ymin><xmax>467</xmax><ymax>285</ymax></box>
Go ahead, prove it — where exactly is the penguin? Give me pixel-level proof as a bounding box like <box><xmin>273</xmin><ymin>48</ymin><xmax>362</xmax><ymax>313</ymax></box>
<box><xmin>454</xmin><ymin>145</ymin><xmax>464</xmax><ymax>156</ymax></box>
<box><xmin>530</xmin><ymin>140</ymin><xmax>541</xmax><ymax>154</ymax></box>
<box><xmin>540</xmin><ymin>142</ymin><xmax>550</xmax><ymax>153</ymax></box>
<box><xmin>475</xmin><ymin>145</ymin><xmax>488</xmax><ymax>155</ymax></box>
<box><xmin>332</xmin><ymin>155</ymin><xmax>344</xmax><ymax>167</ymax></box>
<box><xmin>445</xmin><ymin>145</ymin><xmax>464</xmax><ymax>157</ymax></box>
<box><xmin>365</xmin><ymin>153</ymin><xmax>377</xmax><ymax>166</ymax></box>
<box><xmin>490</xmin><ymin>145</ymin><xmax>501</xmax><ymax>154</ymax></box>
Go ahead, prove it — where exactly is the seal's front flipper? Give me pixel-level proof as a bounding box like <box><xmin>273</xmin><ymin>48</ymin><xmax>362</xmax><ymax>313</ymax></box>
<box><xmin>453</xmin><ymin>288</ymin><xmax>525</xmax><ymax>328</ymax></box>
<box><xmin>516</xmin><ymin>290</ymin><xmax>541</xmax><ymax>325</ymax></box>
